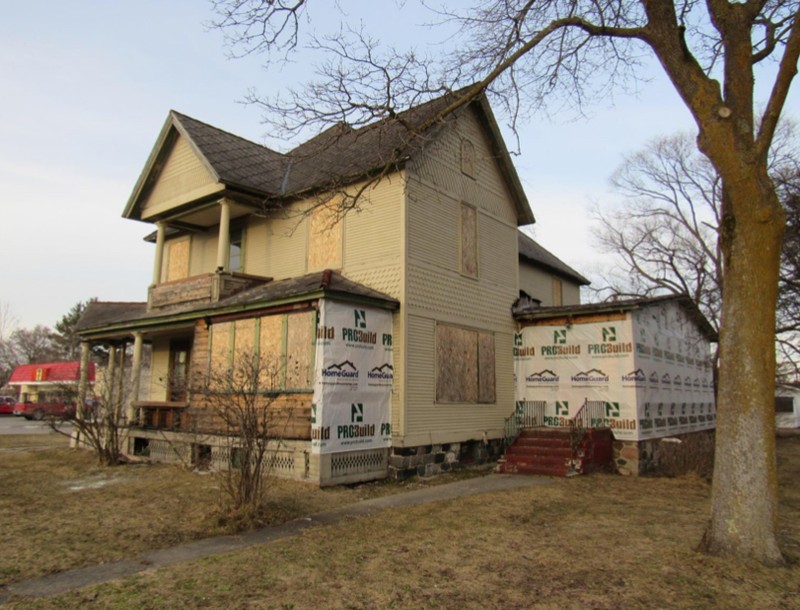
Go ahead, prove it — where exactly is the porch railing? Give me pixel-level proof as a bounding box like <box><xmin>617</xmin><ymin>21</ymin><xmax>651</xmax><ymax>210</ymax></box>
<box><xmin>570</xmin><ymin>399</ymin><xmax>609</xmax><ymax>430</ymax></box>
<box><xmin>568</xmin><ymin>399</ymin><xmax>611</xmax><ymax>456</ymax></box>
<box><xmin>134</xmin><ymin>401</ymin><xmax>190</xmax><ymax>431</ymax></box>
<box><xmin>504</xmin><ymin>400</ymin><xmax>547</xmax><ymax>446</ymax></box>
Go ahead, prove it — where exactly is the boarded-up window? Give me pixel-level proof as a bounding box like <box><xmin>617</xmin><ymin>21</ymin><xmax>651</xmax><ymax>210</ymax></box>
<box><xmin>478</xmin><ymin>332</ymin><xmax>496</xmax><ymax>403</ymax></box>
<box><xmin>259</xmin><ymin>315</ymin><xmax>284</xmax><ymax>388</ymax></box>
<box><xmin>285</xmin><ymin>312</ymin><xmax>314</xmax><ymax>389</ymax></box>
<box><xmin>165</xmin><ymin>238</ymin><xmax>190</xmax><ymax>281</ymax></box>
<box><xmin>233</xmin><ymin>319</ymin><xmax>256</xmax><ymax>383</ymax></box>
<box><xmin>234</xmin><ymin>319</ymin><xmax>256</xmax><ymax>357</ymax></box>
<box><xmin>210</xmin><ymin>322</ymin><xmax>232</xmax><ymax>386</ymax></box>
<box><xmin>552</xmin><ymin>277</ymin><xmax>563</xmax><ymax>306</ymax></box>
<box><xmin>436</xmin><ymin>324</ymin><xmax>495</xmax><ymax>403</ymax></box>
<box><xmin>460</xmin><ymin>203</ymin><xmax>478</xmax><ymax>278</ymax></box>
<box><xmin>307</xmin><ymin>205</ymin><xmax>342</xmax><ymax>271</ymax></box>
<box><xmin>208</xmin><ymin>312</ymin><xmax>315</xmax><ymax>392</ymax></box>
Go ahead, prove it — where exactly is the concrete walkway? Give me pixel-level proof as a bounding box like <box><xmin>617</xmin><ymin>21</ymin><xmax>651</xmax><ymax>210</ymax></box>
<box><xmin>0</xmin><ymin>473</ymin><xmax>549</xmax><ymax>604</ymax></box>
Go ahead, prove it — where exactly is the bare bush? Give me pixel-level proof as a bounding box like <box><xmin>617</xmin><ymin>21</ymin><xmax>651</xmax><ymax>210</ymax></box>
<box><xmin>195</xmin><ymin>351</ymin><xmax>293</xmax><ymax>521</ymax></box>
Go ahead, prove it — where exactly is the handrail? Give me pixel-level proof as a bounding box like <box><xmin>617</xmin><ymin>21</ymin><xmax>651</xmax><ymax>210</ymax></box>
<box><xmin>504</xmin><ymin>400</ymin><xmax>547</xmax><ymax>446</ymax></box>
<box><xmin>571</xmin><ymin>399</ymin><xmax>608</xmax><ymax>429</ymax></box>
<box><xmin>568</xmin><ymin>399</ymin><xmax>611</xmax><ymax>458</ymax></box>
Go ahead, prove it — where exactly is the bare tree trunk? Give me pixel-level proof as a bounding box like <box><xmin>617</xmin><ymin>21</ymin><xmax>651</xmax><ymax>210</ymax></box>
<box><xmin>701</xmin><ymin>173</ymin><xmax>785</xmax><ymax>565</ymax></box>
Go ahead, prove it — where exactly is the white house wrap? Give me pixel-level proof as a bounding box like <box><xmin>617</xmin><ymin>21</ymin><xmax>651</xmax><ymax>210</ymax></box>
<box><xmin>311</xmin><ymin>300</ymin><xmax>394</xmax><ymax>453</ymax></box>
<box><xmin>514</xmin><ymin>298</ymin><xmax>716</xmax><ymax>441</ymax></box>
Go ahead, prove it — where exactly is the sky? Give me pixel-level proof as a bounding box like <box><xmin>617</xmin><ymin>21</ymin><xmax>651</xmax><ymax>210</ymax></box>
<box><xmin>1</xmin><ymin>1</ymin><xmax>793</xmax><ymax>331</ymax></box>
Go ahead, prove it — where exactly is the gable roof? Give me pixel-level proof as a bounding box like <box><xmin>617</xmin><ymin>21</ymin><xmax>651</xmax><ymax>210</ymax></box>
<box><xmin>171</xmin><ymin>112</ymin><xmax>287</xmax><ymax>195</ymax></box>
<box><xmin>518</xmin><ymin>231</ymin><xmax>590</xmax><ymax>285</ymax></box>
<box><xmin>8</xmin><ymin>361</ymin><xmax>95</xmax><ymax>385</ymax></box>
<box><xmin>124</xmin><ymin>91</ymin><xmax>535</xmax><ymax>225</ymax></box>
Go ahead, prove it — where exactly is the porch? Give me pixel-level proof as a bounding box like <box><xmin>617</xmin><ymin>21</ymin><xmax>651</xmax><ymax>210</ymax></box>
<box><xmin>496</xmin><ymin>400</ymin><xmax>614</xmax><ymax>477</ymax></box>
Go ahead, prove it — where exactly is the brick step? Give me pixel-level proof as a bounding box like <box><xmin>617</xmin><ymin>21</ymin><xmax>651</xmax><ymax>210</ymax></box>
<box><xmin>496</xmin><ymin>427</ymin><xmax>610</xmax><ymax>478</ymax></box>
<box><xmin>514</xmin><ymin>437</ymin><xmax>572</xmax><ymax>449</ymax></box>
<box><xmin>502</xmin><ymin>454</ymin><xmax>572</xmax><ymax>469</ymax></box>
<box><xmin>504</xmin><ymin>445</ymin><xmax>573</xmax><ymax>458</ymax></box>
<box><xmin>518</xmin><ymin>426</ymin><xmax>573</xmax><ymax>435</ymax></box>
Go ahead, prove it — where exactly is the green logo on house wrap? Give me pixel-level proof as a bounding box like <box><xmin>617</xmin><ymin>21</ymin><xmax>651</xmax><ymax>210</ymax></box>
<box><xmin>541</xmin><ymin>328</ymin><xmax>579</xmax><ymax>357</ymax></box>
<box><xmin>354</xmin><ymin>309</ymin><xmax>367</xmax><ymax>328</ymax></box>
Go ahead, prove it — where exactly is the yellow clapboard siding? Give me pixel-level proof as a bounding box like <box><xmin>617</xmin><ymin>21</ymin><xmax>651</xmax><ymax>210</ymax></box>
<box><xmin>141</xmin><ymin>136</ymin><xmax>219</xmax><ymax>218</ymax></box>
<box><xmin>400</xmin><ymin>105</ymin><xmax>521</xmax><ymax>443</ymax></box>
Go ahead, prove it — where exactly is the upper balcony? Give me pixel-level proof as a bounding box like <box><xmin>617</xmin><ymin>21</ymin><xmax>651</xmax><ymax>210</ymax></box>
<box><xmin>148</xmin><ymin>270</ymin><xmax>272</xmax><ymax>311</ymax></box>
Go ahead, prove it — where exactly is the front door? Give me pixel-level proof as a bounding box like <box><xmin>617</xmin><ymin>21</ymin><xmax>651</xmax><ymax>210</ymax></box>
<box><xmin>168</xmin><ymin>340</ymin><xmax>192</xmax><ymax>402</ymax></box>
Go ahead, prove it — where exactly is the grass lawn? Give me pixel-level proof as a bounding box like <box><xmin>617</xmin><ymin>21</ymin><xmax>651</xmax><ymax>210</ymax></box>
<box><xmin>0</xmin><ymin>433</ymin><xmax>482</xmax><ymax>587</ymax></box>
<box><xmin>1</xmin><ymin>434</ymin><xmax>799</xmax><ymax>609</ymax></box>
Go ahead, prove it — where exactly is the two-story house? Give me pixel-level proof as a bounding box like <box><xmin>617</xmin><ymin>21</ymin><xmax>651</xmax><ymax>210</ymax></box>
<box><xmin>76</xmin><ymin>92</ymin><xmax>586</xmax><ymax>485</ymax></box>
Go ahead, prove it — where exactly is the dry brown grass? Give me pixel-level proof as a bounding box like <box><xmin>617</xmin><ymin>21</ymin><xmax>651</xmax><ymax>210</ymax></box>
<box><xmin>2</xmin><ymin>436</ymin><xmax>799</xmax><ymax>609</ymax></box>
<box><xmin>0</xmin><ymin>434</ymin><xmax>482</xmax><ymax>589</ymax></box>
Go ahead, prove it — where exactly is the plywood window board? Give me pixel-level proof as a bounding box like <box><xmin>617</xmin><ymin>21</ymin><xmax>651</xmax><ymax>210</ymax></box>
<box><xmin>460</xmin><ymin>203</ymin><xmax>478</xmax><ymax>278</ymax></box>
<box><xmin>552</xmin><ymin>276</ymin><xmax>563</xmax><ymax>307</ymax></box>
<box><xmin>232</xmin><ymin>318</ymin><xmax>256</xmax><ymax>384</ymax></box>
<box><xmin>307</xmin><ymin>204</ymin><xmax>343</xmax><ymax>271</ymax></box>
<box><xmin>436</xmin><ymin>323</ymin><xmax>496</xmax><ymax>404</ymax></box>
<box><xmin>285</xmin><ymin>311</ymin><xmax>314</xmax><ymax>390</ymax></box>
<box><xmin>166</xmin><ymin>238</ymin><xmax>190</xmax><ymax>282</ymax></box>
<box><xmin>258</xmin><ymin>314</ymin><xmax>285</xmax><ymax>389</ymax></box>
<box><xmin>478</xmin><ymin>332</ymin><xmax>496</xmax><ymax>403</ymax></box>
<box><xmin>204</xmin><ymin>311</ymin><xmax>315</xmax><ymax>394</ymax></box>
<box><xmin>210</xmin><ymin>322</ymin><xmax>232</xmax><ymax>388</ymax></box>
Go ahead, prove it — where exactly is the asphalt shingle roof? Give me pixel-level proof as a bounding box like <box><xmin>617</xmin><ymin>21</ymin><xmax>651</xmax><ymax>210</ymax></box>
<box><xmin>127</xmin><ymin>90</ymin><xmax>534</xmax><ymax>225</ymax></box>
<box><xmin>518</xmin><ymin>231</ymin><xmax>590</xmax><ymax>286</ymax></box>
<box><xmin>171</xmin><ymin>112</ymin><xmax>287</xmax><ymax>195</ymax></box>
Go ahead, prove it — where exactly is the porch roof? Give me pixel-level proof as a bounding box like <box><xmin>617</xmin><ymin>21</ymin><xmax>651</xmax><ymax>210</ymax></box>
<box><xmin>76</xmin><ymin>270</ymin><xmax>399</xmax><ymax>339</ymax></box>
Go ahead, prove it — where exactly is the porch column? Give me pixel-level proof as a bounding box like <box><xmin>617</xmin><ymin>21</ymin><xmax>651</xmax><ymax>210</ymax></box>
<box><xmin>152</xmin><ymin>221</ymin><xmax>166</xmax><ymax>285</ymax></box>
<box><xmin>116</xmin><ymin>341</ymin><xmax>126</xmax><ymax>421</ymax></box>
<box><xmin>72</xmin><ymin>341</ymin><xmax>91</xmax><ymax>448</ymax></box>
<box><xmin>129</xmin><ymin>332</ymin><xmax>143</xmax><ymax>424</ymax></box>
<box><xmin>216</xmin><ymin>199</ymin><xmax>231</xmax><ymax>271</ymax></box>
<box><xmin>106</xmin><ymin>344</ymin><xmax>118</xmax><ymax>406</ymax></box>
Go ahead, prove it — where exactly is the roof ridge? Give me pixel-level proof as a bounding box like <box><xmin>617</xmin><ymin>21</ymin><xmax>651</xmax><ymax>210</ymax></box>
<box><xmin>286</xmin><ymin>89</ymin><xmax>470</xmax><ymax>157</ymax></box>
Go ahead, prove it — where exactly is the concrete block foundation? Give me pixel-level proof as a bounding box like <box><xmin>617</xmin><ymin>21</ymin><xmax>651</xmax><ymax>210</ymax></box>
<box><xmin>388</xmin><ymin>438</ymin><xmax>505</xmax><ymax>480</ymax></box>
